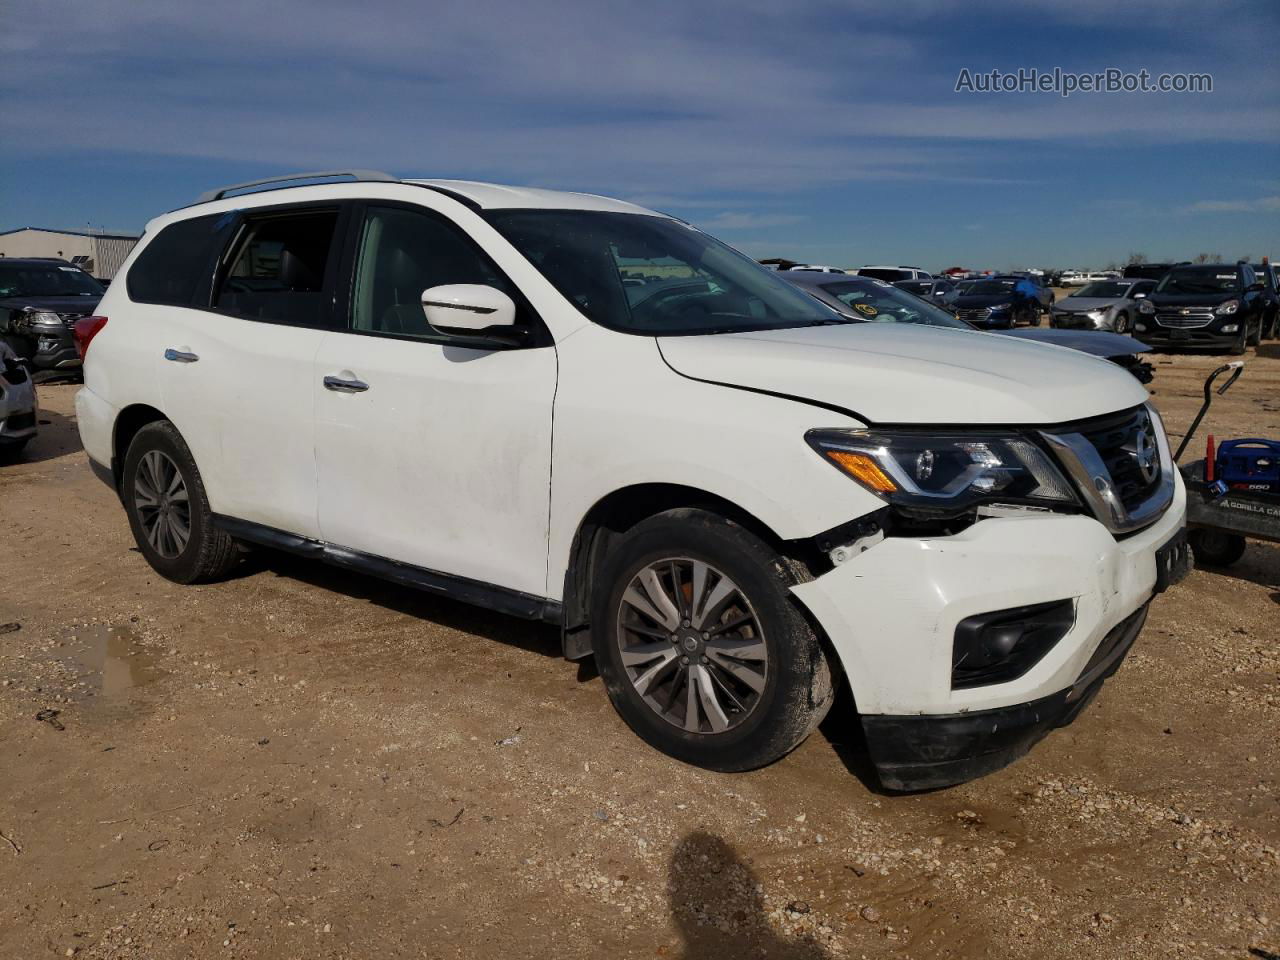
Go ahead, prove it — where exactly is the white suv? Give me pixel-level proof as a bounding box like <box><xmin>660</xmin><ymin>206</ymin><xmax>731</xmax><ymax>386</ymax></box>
<box><xmin>75</xmin><ymin>171</ymin><xmax>1189</xmax><ymax>790</ymax></box>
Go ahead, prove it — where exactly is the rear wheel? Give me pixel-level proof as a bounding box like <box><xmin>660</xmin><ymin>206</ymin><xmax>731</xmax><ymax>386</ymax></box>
<box><xmin>0</xmin><ymin>439</ymin><xmax>30</xmax><ymax>464</ymax></box>
<box><xmin>1188</xmin><ymin>529</ymin><xmax>1246</xmax><ymax>567</ymax></box>
<box><xmin>591</xmin><ymin>509</ymin><xmax>835</xmax><ymax>772</ymax></box>
<box><xmin>122</xmin><ymin>421</ymin><xmax>241</xmax><ymax>584</ymax></box>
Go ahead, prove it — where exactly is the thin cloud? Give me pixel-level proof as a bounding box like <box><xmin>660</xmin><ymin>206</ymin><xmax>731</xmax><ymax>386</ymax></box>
<box><xmin>694</xmin><ymin>212</ymin><xmax>806</xmax><ymax>230</ymax></box>
<box><xmin>1180</xmin><ymin>195</ymin><xmax>1280</xmax><ymax>213</ymax></box>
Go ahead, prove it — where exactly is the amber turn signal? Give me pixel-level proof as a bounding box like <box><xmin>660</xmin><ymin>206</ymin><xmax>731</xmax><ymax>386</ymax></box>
<box><xmin>824</xmin><ymin>450</ymin><xmax>898</xmax><ymax>494</ymax></box>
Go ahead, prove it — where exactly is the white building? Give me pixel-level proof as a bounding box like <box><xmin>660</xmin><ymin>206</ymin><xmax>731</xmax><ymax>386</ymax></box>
<box><xmin>0</xmin><ymin>226</ymin><xmax>140</xmax><ymax>279</ymax></box>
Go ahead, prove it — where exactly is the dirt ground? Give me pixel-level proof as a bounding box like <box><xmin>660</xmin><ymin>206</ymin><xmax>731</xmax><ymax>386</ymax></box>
<box><xmin>1</xmin><ymin>336</ymin><xmax>1277</xmax><ymax>960</ymax></box>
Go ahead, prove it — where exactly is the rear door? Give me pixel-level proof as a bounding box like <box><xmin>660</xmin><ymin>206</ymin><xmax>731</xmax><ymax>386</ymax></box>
<box><xmin>158</xmin><ymin>202</ymin><xmax>348</xmax><ymax>537</ymax></box>
<box><xmin>312</xmin><ymin>201</ymin><xmax>557</xmax><ymax>596</ymax></box>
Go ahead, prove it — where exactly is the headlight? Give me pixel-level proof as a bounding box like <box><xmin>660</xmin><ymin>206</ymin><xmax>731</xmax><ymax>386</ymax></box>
<box><xmin>987</xmin><ymin>303</ymin><xmax>1009</xmax><ymax>312</ymax></box>
<box><xmin>1138</xmin><ymin>300</ymin><xmax>1155</xmax><ymax>315</ymax></box>
<box><xmin>15</xmin><ymin>310</ymin><xmax>63</xmax><ymax>331</ymax></box>
<box><xmin>1215</xmin><ymin>299</ymin><xmax>1239</xmax><ymax>316</ymax></box>
<box><xmin>807</xmin><ymin>429</ymin><xmax>1078</xmax><ymax>512</ymax></box>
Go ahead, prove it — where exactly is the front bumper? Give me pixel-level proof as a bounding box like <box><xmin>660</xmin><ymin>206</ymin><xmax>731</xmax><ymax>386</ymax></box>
<box><xmin>1134</xmin><ymin>325</ymin><xmax>1237</xmax><ymax>349</ymax></box>
<box><xmin>863</xmin><ymin>604</ymin><xmax>1147</xmax><ymax>790</ymax></box>
<box><xmin>790</xmin><ymin>474</ymin><xmax>1186</xmax><ymax>785</ymax></box>
<box><xmin>1051</xmin><ymin>312</ymin><xmax>1106</xmax><ymax>330</ymax></box>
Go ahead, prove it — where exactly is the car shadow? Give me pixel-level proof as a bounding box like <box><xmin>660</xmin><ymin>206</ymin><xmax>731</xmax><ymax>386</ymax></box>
<box><xmin>1193</xmin><ymin>543</ymin><xmax>1280</xmax><ymax>591</ymax></box>
<box><xmin>3</xmin><ymin>406</ymin><xmax>81</xmax><ymax>466</ymax></box>
<box><xmin>667</xmin><ymin>830</ymin><xmax>833</xmax><ymax>959</ymax></box>
<box><xmin>234</xmin><ymin>546</ymin><xmax>565</xmax><ymax>659</ymax></box>
<box><xmin>815</xmin><ymin>680</ymin><xmax>895</xmax><ymax>796</ymax></box>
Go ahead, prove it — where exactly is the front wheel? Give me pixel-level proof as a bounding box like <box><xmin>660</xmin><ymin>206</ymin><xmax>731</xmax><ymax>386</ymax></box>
<box><xmin>1188</xmin><ymin>529</ymin><xmax>1246</xmax><ymax>567</ymax></box>
<box><xmin>591</xmin><ymin>509</ymin><xmax>835</xmax><ymax>772</ymax></box>
<box><xmin>1113</xmin><ymin>312</ymin><xmax>1130</xmax><ymax>334</ymax></box>
<box><xmin>122</xmin><ymin>421</ymin><xmax>241</xmax><ymax>584</ymax></box>
<box><xmin>1246</xmin><ymin>316</ymin><xmax>1262</xmax><ymax>347</ymax></box>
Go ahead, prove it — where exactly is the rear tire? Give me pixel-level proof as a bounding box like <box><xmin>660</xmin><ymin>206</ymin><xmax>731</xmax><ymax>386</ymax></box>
<box><xmin>591</xmin><ymin>508</ymin><xmax>835</xmax><ymax>772</ymax></box>
<box><xmin>1188</xmin><ymin>529</ymin><xmax>1246</xmax><ymax>567</ymax></box>
<box><xmin>122</xmin><ymin>421</ymin><xmax>240</xmax><ymax>584</ymax></box>
<box><xmin>0</xmin><ymin>439</ymin><xmax>30</xmax><ymax>464</ymax></box>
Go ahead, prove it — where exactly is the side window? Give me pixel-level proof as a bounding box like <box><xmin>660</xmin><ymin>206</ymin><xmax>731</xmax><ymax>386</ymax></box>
<box><xmin>127</xmin><ymin>213</ymin><xmax>235</xmax><ymax>305</ymax></box>
<box><xmin>350</xmin><ymin>206</ymin><xmax>525</xmax><ymax>340</ymax></box>
<box><xmin>214</xmin><ymin>209</ymin><xmax>339</xmax><ymax>325</ymax></box>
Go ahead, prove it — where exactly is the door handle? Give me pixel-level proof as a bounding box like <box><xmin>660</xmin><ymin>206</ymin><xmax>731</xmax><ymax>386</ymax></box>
<box><xmin>323</xmin><ymin>375</ymin><xmax>370</xmax><ymax>393</ymax></box>
<box><xmin>164</xmin><ymin>348</ymin><xmax>199</xmax><ymax>363</ymax></box>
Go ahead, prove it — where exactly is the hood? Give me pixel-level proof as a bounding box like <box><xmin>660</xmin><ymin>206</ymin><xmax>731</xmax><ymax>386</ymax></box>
<box><xmin>1148</xmin><ymin>292</ymin><xmax>1237</xmax><ymax>307</ymax></box>
<box><xmin>657</xmin><ymin>323</ymin><xmax>1149</xmax><ymax>425</ymax></box>
<box><xmin>1053</xmin><ymin>297</ymin><xmax>1118</xmax><ymax>312</ymax></box>
<box><xmin>953</xmin><ymin>293</ymin><xmax>1015</xmax><ymax>308</ymax></box>
<box><xmin>0</xmin><ymin>295</ymin><xmax>102</xmax><ymax>314</ymax></box>
<box><xmin>996</xmin><ymin>328</ymin><xmax>1149</xmax><ymax>358</ymax></box>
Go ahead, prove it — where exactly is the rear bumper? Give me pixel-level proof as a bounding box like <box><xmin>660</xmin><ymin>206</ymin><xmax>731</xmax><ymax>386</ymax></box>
<box><xmin>862</xmin><ymin>605</ymin><xmax>1147</xmax><ymax>790</ymax></box>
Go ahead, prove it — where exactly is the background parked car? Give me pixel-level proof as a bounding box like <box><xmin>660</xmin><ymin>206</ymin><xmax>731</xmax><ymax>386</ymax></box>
<box><xmin>1123</xmin><ymin>262</ymin><xmax>1184</xmax><ymax>282</ymax></box>
<box><xmin>0</xmin><ymin>340</ymin><xmax>38</xmax><ymax>461</ymax></box>
<box><xmin>1135</xmin><ymin>262</ymin><xmax>1267</xmax><ymax>353</ymax></box>
<box><xmin>0</xmin><ymin>258</ymin><xmax>104</xmax><ymax>379</ymax></box>
<box><xmin>949</xmin><ymin>275</ymin><xmax>1046</xmax><ymax>327</ymax></box>
<box><xmin>779</xmin><ymin>272</ymin><xmax>1154</xmax><ymax>381</ymax></box>
<box><xmin>1051</xmin><ymin>278</ymin><xmax>1155</xmax><ymax>333</ymax></box>
<box><xmin>851</xmin><ymin>265</ymin><xmax>933</xmax><ymax>281</ymax></box>
<box><xmin>893</xmin><ymin>277</ymin><xmax>959</xmax><ymax>309</ymax></box>
<box><xmin>1250</xmin><ymin>261</ymin><xmax>1278</xmax><ymax>339</ymax></box>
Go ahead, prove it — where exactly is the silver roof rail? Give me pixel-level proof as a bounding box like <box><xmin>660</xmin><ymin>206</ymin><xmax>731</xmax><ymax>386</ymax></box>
<box><xmin>197</xmin><ymin>169</ymin><xmax>398</xmax><ymax>203</ymax></box>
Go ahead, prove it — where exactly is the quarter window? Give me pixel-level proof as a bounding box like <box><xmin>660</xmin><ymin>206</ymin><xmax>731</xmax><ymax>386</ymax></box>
<box><xmin>127</xmin><ymin>213</ymin><xmax>235</xmax><ymax>306</ymax></box>
<box><xmin>214</xmin><ymin>210</ymin><xmax>339</xmax><ymax>325</ymax></box>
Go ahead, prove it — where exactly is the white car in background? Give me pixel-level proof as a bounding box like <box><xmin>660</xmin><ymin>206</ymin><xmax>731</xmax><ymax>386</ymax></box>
<box><xmin>75</xmin><ymin>171</ymin><xmax>1188</xmax><ymax>791</ymax></box>
<box><xmin>852</xmin><ymin>265</ymin><xmax>934</xmax><ymax>282</ymax></box>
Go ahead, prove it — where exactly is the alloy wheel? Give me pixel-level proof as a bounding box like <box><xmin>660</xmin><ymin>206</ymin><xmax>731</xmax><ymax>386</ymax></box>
<box><xmin>615</xmin><ymin>557</ymin><xmax>768</xmax><ymax>735</ymax></box>
<box><xmin>134</xmin><ymin>450</ymin><xmax>191</xmax><ymax>559</ymax></box>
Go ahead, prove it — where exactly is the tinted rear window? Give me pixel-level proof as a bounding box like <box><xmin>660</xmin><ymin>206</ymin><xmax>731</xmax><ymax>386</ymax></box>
<box><xmin>859</xmin><ymin>268</ymin><xmax>910</xmax><ymax>281</ymax></box>
<box><xmin>126</xmin><ymin>214</ymin><xmax>236</xmax><ymax>306</ymax></box>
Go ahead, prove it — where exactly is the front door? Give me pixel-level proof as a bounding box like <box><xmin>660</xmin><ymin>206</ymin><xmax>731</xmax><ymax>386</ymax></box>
<box><xmin>313</xmin><ymin>203</ymin><xmax>557</xmax><ymax>597</ymax></box>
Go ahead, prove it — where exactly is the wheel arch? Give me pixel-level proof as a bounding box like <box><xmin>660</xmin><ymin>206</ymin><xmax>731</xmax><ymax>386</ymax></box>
<box><xmin>559</xmin><ymin>482</ymin><xmax>822</xmax><ymax>661</ymax></box>
<box><xmin>110</xmin><ymin>403</ymin><xmax>170</xmax><ymax>494</ymax></box>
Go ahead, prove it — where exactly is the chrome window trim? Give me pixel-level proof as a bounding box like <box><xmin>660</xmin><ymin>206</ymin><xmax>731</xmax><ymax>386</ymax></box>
<box><xmin>1039</xmin><ymin>403</ymin><xmax>1175</xmax><ymax>534</ymax></box>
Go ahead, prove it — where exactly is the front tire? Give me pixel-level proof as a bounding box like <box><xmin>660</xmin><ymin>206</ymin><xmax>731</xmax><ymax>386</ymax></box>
<box><xmin>1246</xmin><ymin>315</ymin><xmax>1262</xmax><ymax>347</ymax></box>
<box><xmin>591</xmin><ymin>508</ymin><xmax>835</xmax><ymax>772</ymax></box>
<box><xmin>1113</xmin><ymin>312</ymin><xmax>1130</xmax><ymax>334</ymax></box>
<box><xmin>122</xmin><ymin>421</ymin><xmax>240</xmax><ymax>584</ymax></box>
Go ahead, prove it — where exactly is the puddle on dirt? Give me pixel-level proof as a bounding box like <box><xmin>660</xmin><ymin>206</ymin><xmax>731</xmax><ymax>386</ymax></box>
<box><xmin>63</xmin><ymin>623</ymin><xmax>166</xmax><ymax>700</ymax></box>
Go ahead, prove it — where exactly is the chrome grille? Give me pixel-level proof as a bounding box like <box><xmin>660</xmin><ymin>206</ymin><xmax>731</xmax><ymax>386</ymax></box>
<box><xmin>1155</xmin><ymin>308</ymin><xmax>1213</xmax><ymax>329</ymax></box>
<box><xmin>1040</xmin><ymin>404</ymin><xmax>1175</xmax><ymax>535</ymax></box>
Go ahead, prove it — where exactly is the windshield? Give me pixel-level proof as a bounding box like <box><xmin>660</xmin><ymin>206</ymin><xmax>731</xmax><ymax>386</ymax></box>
<box><xmin>0</xmin><ymin>263</ymin><xmax>104</xmax><ymax>298</ymax></box>
<box><xmin>964</xmin><ymin>279</ymin><xmax>1017</xmax><ymax>296</ymax></box>
<box><xmin>483</xmin><ymin>211</ymin><xmax>842</xmax><ymax>334</ymax></box>
<box><xmin>816</xmin><ymin>280</ymin><xmax>968</xmax><ymax>329</ymax></box>
<box><xmin>1156</xmin><ymin>267</ymin><xmax>1240</xmax><ymax>295</ymax></box>
<box><xmin>1073</xmin><ymin>281</ymin><xmax>1131</xmax><ymax>298</ymax></box>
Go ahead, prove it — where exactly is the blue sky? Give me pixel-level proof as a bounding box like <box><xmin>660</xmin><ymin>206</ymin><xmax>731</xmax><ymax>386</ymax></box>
<box><xmin>2</xmin><ymin>0</ymin><xmax>1277</xmax><ymax>270</ymax></box>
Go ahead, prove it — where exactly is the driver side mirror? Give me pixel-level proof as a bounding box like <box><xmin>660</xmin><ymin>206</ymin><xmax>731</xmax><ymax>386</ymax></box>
<box><xmin>421</xmin><ymin>284</ymin><xmax>519</xmax><ymax>344</ymax></box>
<box><xmin>1245</xmin><ymin>282</ymin><xmax>1264</xmax><ymax>293</ymax></box>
